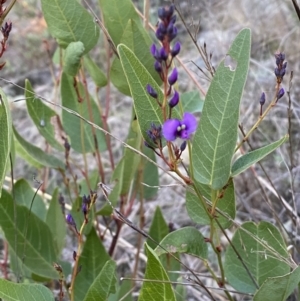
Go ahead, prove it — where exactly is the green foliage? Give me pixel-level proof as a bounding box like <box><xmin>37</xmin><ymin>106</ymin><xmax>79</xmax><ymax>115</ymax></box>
<box><xmin>25</xmin><ymin>80</ymin><xmax>63</xmax><ymax>151</ymax></box>
<box><xmin>41</xmin><ymin>0</ymin><xmax>99</xmax><ymax>52</ymax></box>
<box><xmin>46</xmin><ymin>189</ymin><xmax>66</xmax><ymax>254</ymax></box>
<box><xmin>74</xmin><ymin>227</ymin><xmax>110</xmax><ymax>301</ymax></box>
<box><xmin>83</xmin><ymin>260</ymin><xmax>117</xmax><ymax>301</ymax></box>
<box><xmin>139</xmin><ymin>244</ymin><xmax>176</xmax><ymax>301</ymax></box>
<box><xmin>61</xmin><ymin>72</ymin><xmax>107</xmax><ymax>153</ymax></box>
<box><xmin>224</xmin><ymin>221</ymin><xmax>290</xmax><ymax>293</ymax></box>
<box><xmin>155</xmin><ymin>227</ymin><xmax>208</xmax><ymax>260</ymax></box>
<box><xmin>186</xmin><ymin>179</ymin><xmax>235</xmax><ymax>228</ymax></box>
<box><xmin>192</xmin><ymin>28</ymin><xmax>251</xmax><ymax>190</ymax></box>
<box><xmin>231</xmin><ymin>135</ymin><xmax>288</xmax><ymax>176</ymax></box>
<box><xmin>84</xmin><ymin>55</ymin><xmax>107</xmax><ymax>88</ymax></box>
<box><xmin>253</xmin><ymin>266</ymin><xmax>300</xmax><ymax>301</ymax></box>
<box><xmin>13</xmin><ymin>126</ymin><xmax>65</xmax><ymax>170</ymax></box>
<box><xmin>0</xmin><ymin>279</ymin><xmax>54</xmax><ymax>301</ymax></box>
<box><xmin>0</xmin><ymin>89</ymin><xmax>12</xmax><ymax>197</ymax></box>
<box><xmin>0</xmin><ymin>190</ymin><xmax>58</xmax><ymax>279</ymax></box>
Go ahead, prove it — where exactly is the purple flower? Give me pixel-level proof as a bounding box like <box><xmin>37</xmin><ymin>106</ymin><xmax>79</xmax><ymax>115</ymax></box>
<box><xmin>154</xmin><ymin>61</ymin><xmax>162</xmax><ymax>73</ymax></box>
<box><xmin>163</xmin><ymin>112</ymin><xmax>197</xmax><ymax>141</ymax></box>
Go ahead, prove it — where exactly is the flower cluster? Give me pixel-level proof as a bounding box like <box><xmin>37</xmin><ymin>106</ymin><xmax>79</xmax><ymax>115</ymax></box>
<box><xmin>274</xmin><ymin>52</ymin><xmax>287</xmax><ymax>83</ymax></box>
<box><xmin>145</xmin><ymin>5</ymin><xmax>197</xmax><ymax>147</ymax></box>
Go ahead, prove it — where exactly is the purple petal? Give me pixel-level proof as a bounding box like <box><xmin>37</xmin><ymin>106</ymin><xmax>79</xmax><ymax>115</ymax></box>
<box><xmin>168</xmin><ymin>68</ymin><xmax>178</xmax><ymax>85</ymax></box>
<box><xmin>182</xmin><ymin>112</ymin><xmax>197</xmax><ymax>135</ymax></box>
<box><xmin>162</xmin><ymin>119</ymin><xmax>180</xmax><ymax>141</ymax></box>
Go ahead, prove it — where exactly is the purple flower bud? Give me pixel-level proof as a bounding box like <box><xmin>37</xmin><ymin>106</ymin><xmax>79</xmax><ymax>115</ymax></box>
<box><xmin>159</xmin><ymin>47</ymin><xmax>168</xmax><ymax>61</ymax></box>
<box><xmin>168</xmin><ymin>26</ymin><xmax>177</xmax><ymax>41</ymax></box>
<box><xmin>275</xmin><ymin>52</ymin><xmax>285</xmax><ymax>66</ymax></box>
<box><xmin>167</xmin><ymin>23</ymin><xmax>175</xmax><ymax>36</ymax></box>
<box><xmin>279</xmin><ymin>68</ymin><xmax>286</xmax><ymax>77</ymax></box>
<box><xmin>260</xmin><ymin>92</ymin><xmax>266</xmax><ymax>106</ymax></box>
<box><xmin>274</xmin><ymin>67</ymin><xmax>280</xmax><ymax>77</ymax></box>
<box><xmin>146</xmin><ymin>123</ymin><xmax>162</xmax><ymax>144</ymax></box>
<box><xmin>82</xmin><ymin>203</ymin><xmax>88</xmax><ymax>215</ymax></box>
<box><xmin>180</xmin><ymin>141</ymin><xmax>187</xmax><ymax>152</ymax></box>
<box><xmin>169</xmin><ymin>90</ymin><xmax>179</xmax><ymax>108</ymax></box>
<box><xmin>66</xmin><ymin>214</ymin><xmax>77</xmax><ymax>228</ymax></box>
<box><xmin>156</xmin><ymin>26</ymin><xmax>165</xmax><ymax>41</ymax></box>
<box><xmin>283</xmin><ymin>61</ymin><xmax>287</xmax><ymax>69</ymax></box>
<box><xmin>158</xmin><ymin>7</ymin><xmax>166</xmax><ymax>19</ymax></box>
<box><xmin>170</xmin><ymin>15</ymin><xmax>177</xmax><ymax>24</ymax></box>
<box><xmin>277</xmin><ymin>88</ymin><xmax>285</xmax><ymax>100</ymax></box>
<box><xmin>168</xmin><ymin>68</ymin><xmax>178</xmax><ymax>85</ymax></box>
<box><xmin>165</xmin><ymin>4</ymin><xmax>175</xmax><ymax>18</ymax></box>
<box><xmin>171</xmin><ymin>41</ymin><xmax>181</xmax><ymax>57</ymax></box>
<box><xmin>154</xmin><ymin>61</ymin><xmax>162</xmax><ymax>73</ymax></box>
<box><xmin>150</xmin><ymin>44</ymin><xmax>157</xmax><ymax>57</ymax></box>
<box><xmin>146</xmin><ymin>84</ymin><xmax>158</xmax><ymax>98</ymax></box>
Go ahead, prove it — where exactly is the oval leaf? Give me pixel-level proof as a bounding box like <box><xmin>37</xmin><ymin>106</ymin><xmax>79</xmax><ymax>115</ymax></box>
<box><xmin>84</xmin><ymin>55</ymin><xmax>107</xmax><ymax>88</ymax></box>
<box><xmin>224</xmin><ymin>221</ymin><xmax>290</xmax><ymax>293</ymax></box>
<box><xmin>192</xmin><ymin>28</ymin><xmax>251</xmax><ymax>189</ymax></box>
<box><xmin>155</xmin><ymin>227</ymin><xmax>208</xmax><ymax>260</ymax></box>
<box><xmin>139</xmin><ymin>243</ymin><xmax>176</xmax><ymax>301</ymax></box>
<box><xmin>83</xmin><ymin>260</ymin><xmax>117</xmax><ymax>301</ymax></box>
<box><xmin>231</xmin><ymin>135</ymin><xmax>288</xmax><ymax>177</ymax></box>
<box><xmin>0</xmin><ymin>190</ymin><xmax>58</xmax><ymax>279</ymax></box>
<box><xmin>0</xmin><ymin>280</ymin><xmax>54</xmax><ymax>301</ymax></box>
<box><xmin>41</xmin><ymin>0</ymin><xmax>99</xmax><ymax>53</ymax></box>
<box><xmin>0</xmin><ymin>89</ymin><xmax>12</xmax><ymax>197</ymax></box>
<box><xmin>253</xmin><ymin>266</ymin><xmax>300</xmax><ymax>301</ymax></box>
<box><xmin>64</xmin><ymin>41</ymin><xmax>85</xmax><ymax>76</ymax></box>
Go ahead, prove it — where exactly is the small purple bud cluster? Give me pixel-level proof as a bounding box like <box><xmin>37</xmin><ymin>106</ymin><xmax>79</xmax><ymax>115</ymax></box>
<box><xmin>274</xmin><ymin>52</ymin><xmax>287</xmax><ymax>84</ymax></box>
<box><xmin>146</xmin><ymin>122</ymin><xmax>162</xmax><ymax>147</ymax></box>
<box><xmin>82</xmin><ymin>194</ymin><xmax>91</xmax><ymax>216</ymax></box>
<box><xmin>66</xmin><ymin>214</ymin><xmax>78</xmax><ymax>233</ymax></box>
<box><xmin>276</xmin><ymin>87</ymin><xmax>285</xmax><ymax>101</ymax></box>
<box><xmin>1</xmin><ymin>21</ymin><xmax>12</xmax><ymax>40</ymax></box>
<box><xmin>146</xmin><ymin>4</ymin><xmax>181</xmax><ymax>110</ymax></box>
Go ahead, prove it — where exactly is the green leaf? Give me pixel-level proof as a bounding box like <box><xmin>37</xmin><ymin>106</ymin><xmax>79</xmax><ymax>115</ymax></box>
<box><xmin>139</xmin><ymin>244</ymin><xmax>176</xmax><ymax>301</ymax></box>
<box><xmin>41</xmin><ymin>0</ymin><xmax>99</xmax><ymax>53</ymax></box>
<box><xmin>147</xmin><ymin>207</ymin><xmax>169</xmax><ymax>250</ymax></box>
<box><xmin>192</xmin><ymin>28</ymin><xmax>251</xmax><ymax>190</ymax></box>
<box><xmin>224</xmin><ymin>221</ymin><xmax>290</xmax><ymax>293</ymax></box>
<box><xmin>231</xmin><ymin>135</ymin><xmax>288</xmax><ymax>177</ymax></box>
<box><xmin>253</xmin><ymin>266</ymin><xmax>300</xmax><ymax>301</ymax></box>
<box><xmin>25</xmin><ymin>80</ymin><xmax>63</xmax><ymax>151</ymax></box>
<box><xmin>63</xmin><ymin>41</ymin><xmax>85</xmax><ymax>76</ymax></box>
<box><xmin>0</xmin><ymin>279</ymin><xmax>54</xmax><ymax>301</ymax></box>
<box><xmin>118</xmin><ymin>44</ymin><xmax>173</xmax><ymax>146</ymax></box>
<box><xmin>61</xmin><ymin>72</ymin><xmax>107</xmax><ymax>153</ymax></box>
<box><xmin>186</xmin><ymin>179</ymin><xmax>235</xmax><ymax>229</ymax></box>
<box><xmin>74</xmin><ymin>227</ymin><xmax>110</xmax><ymax>301</ymax></box>
<box><xmin>177</xmin><ymin>90</ymin><xmax>204</xmax><ymax>114</ymax></box>
<box><xmin>121</xmin><ymin>118</ymin><xmax>142</xmax><ymax>195</ymax></box>
<box><xmin>155</xmin><ymin>227</ymin><xmax>208</xmax><ymax>260</ymax></box>
<box><xmin>142</xmin><ymin>147</ymin><xmax>159</xmax><ymax>199</ymax></box>
<box><xmin>0</xmin><ymin>89</ymin><xmax>12</xmax><ymax>197</ymax></box>
<box><xmin>14</xmin><ymin>178</ymin><xmax>47</xmax><ymax>221</ymax></box>
<box><xmin>0</xmin><ymin>190</ymin><xmax>58</xmax><ymax>279</ymax></box>
<box><xmin>174</xmin><ymin>280</ymin><xmax>187</xmax><ymax>301</ymax></box>
<box><xmin>98</xmin><ymin>0</ymin><xmax>140</xmax><ymax>46</ymax></box>
<box><xmin>46</xmin><ymin>189</ymin><xmax>66</xmax><ymax>254</ymax></box>
<box><xmin>13</xmin><ymin>126</ymin><xmax>65</xmax><ymax>170</ymax></box>
<box><xmin>83</xmin><ymin>260</ymin><xmax>117</xmax><ymax>301</ymax></box>
<box><xmin>84</xmin><ymin>55</ymin><xmax>107</xmax><ymax>87</ymax></box>
<box><xmin>111</xmin><ymin>19</ymin><xmax>161</xmax><ymax>95</ymax></box>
